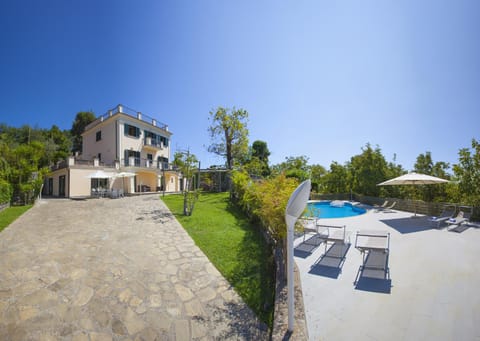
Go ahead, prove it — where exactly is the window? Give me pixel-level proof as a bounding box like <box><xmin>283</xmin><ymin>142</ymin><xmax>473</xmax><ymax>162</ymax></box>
<box><xmin>91</xmin><ymin>178</ymin><xmax>108</xmax><ymax>189</ymax></box>
<box><xmin>147</xmin><ymin>154</ymin><xmax>153</xmax><ymax>161</ymax></box>
<box><xmin>145</xmin><ymin>130</ymin><xmax>168</xmax><ymax>147</ymax></box>
<box><xmin>124</xmin><ymin>150</ymin><xmax>140</xmax><ymax>166</ymax></box>
<box><xmin>160</xmin><ymin>136</ymin><xmax>169</xmax><ymax>147</ymax></box>
<box><xmin>124</xmin><ymin>124</ymin><xmax>140</xmax><ymax>138</ymax></box>
<box><xmin>97</xmin><ymin>153</ymin><xmax>101</xmax><ymax>161</ymax></box>
<box><xmin>96</xmin><ymin>131</ymin><xmax>102</xmax><ymax>141</ymax></box>
<box><xmin>157</xmin><ymin>156</ymin><xmax>169</xmax><ymax>169</ymax></box>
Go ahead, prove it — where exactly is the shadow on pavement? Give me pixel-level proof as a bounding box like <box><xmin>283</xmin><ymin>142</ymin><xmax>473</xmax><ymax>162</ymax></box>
<box><xmin>355</xmin><ymin>276</ymin><xmax>392</xmax><ymax>294</ymax></box>
<box><xmin>380</xmin><ymin>217</ymin><xmax>433</xmax><ymax>234</ymax></box>
<box><xmin>294</xmin><ymin>235</ymin><xmax>324</xmax><ymax>258</ymax></box>
<box><xmin>308</xmin><ymin>243</ymin><xmax>350</xmax><ymax>279</ymax></box>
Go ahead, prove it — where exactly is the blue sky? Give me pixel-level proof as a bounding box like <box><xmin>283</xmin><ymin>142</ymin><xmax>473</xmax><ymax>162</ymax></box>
<box><xmin>1</xmin><ymin>0</ymin><xmax>479</xmax><ymax>172</ymax></box>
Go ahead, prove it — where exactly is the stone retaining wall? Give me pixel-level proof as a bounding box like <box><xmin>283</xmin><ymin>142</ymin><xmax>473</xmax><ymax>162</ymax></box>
<box><xmin>0</xmin><ymin>202</ymin><xmax>9</xmax><ymax>212</ymax></box>
<box><xmin>272</xmin><ymin>247</ymin><xmax>308</xmax><ymax>341</ymax></box>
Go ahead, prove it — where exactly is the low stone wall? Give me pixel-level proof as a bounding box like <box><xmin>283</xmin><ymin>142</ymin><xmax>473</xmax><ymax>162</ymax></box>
<box><xmin>0</xmin><ymin>202</ymin><xmax>9</xmax><ymax>212</ymax></box>
<box><xmin>272</xmin><ymin>247</ymin><xmax>308</xmax><ymax>341</ymax></box>
<box><xmin>311</xmin><ymin>193</ymin><xmax>479</xmax><ymax>220</ymax></box>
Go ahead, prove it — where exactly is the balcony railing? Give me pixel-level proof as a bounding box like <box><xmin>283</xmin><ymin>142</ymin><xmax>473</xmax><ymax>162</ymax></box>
<box><xmin>49</xmin><ymin>156</ymin><xmax>177</xmax><ymax>173</ymax></box>
<box><xmin>122</xmin><ymin>158</ymin><xmax>176</xmax><ymax>171</ymax></box>
<box><xmin>144</xmin><ymin>137</ymin><xmax>164</xmax><ymax>149</ymax></box>
<box><xmin>85</xmin><ymin>104</ymin><xmax>169</xmax><ymax>132</ymax></box>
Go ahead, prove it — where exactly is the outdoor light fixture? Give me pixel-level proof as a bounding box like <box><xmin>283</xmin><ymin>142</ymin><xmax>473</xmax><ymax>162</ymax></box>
<box><xmin>285</xmin><ymin>179</ymin><xmax>311</xmax><ymax>332</ymax></box>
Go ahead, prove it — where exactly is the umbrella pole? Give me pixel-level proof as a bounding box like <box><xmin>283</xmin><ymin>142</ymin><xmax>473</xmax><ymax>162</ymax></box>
<box><xmin>412</xmin><ymin>198</ymin><xmax>420</xmax><ymax>218</ymax></box>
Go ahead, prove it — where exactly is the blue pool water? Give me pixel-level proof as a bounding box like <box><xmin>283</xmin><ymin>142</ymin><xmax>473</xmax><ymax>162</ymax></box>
<box><xmin>307</xmin><ymin>201</ymin><xmax>366</xmax><ymax>219</ymax></box>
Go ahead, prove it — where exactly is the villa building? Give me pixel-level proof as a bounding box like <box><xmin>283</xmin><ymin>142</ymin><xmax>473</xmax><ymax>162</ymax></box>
<box><xmin>44</xmin><ymin>104</ymin><xmax>182</xmax><ymax>198</ymax></box>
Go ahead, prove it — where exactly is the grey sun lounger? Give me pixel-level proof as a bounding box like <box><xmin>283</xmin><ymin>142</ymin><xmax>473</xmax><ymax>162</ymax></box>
<box><xmin>376</xmin><ymin>201</ymin><xmax>396</xmax><ymax>212</ymax></box>
<box><xmin>374</xmin><ymin>200</ymin><xmax>388</xmax><ymax>212</ymax></box>
<box><xmin>354</xmin><ymin>230</ymin><xmax>390</xmax><ymax>277</ymax></box>
<box><xmin>314</xmin><ymin>224</ymin><xmax>350</xmax><ymax>256</ymax></box>
<box><xmin>429</xmin><ymin>205</ymin><xmax>456</xmax><ymax>228</ymax></box>
<box><xmin>447</xmin><ymin>206</ymin><xmax>472</xmax><ymax>231</ymax></box>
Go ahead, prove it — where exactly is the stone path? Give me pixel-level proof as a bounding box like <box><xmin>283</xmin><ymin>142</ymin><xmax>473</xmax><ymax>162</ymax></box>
<box><xmin>0</xmin><ymin>195</ymin><xmax>268</xmax><ymax>340</ymax></box>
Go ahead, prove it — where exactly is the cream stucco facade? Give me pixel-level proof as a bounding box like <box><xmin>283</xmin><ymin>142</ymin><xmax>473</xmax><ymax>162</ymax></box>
<box><xmin>44</xmin><ymin>105</ymin><xmax>182</xmax><ymax>198</ymax></box>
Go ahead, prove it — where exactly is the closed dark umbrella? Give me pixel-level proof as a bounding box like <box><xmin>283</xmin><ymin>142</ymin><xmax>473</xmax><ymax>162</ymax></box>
<box><xmin>377</xmin><ymin>172</ymin><xmax>449</xmax><ymax>216</ymax></box>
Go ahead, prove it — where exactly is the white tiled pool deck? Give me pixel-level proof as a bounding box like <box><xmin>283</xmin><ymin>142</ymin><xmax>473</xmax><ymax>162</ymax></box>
<box><xmin>294</xmin><ymin>206</ymin><xmax>480</xmax><ymax>340</ymax></box>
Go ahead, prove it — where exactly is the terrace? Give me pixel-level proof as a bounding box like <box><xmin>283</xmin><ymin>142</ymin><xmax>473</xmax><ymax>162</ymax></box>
<box><xmin>295</xmin><ymin>204</ymin><xmax>480</xmax><ymax>340</ymax></box>
<box><xmin>50</xmin><ymin>156</ymin><xmax>177</xmax><ymax>172</ymax></box>
<box><xmin>85</xmin><ymin>104</ymin><xmax>169</xmax><ymax>132</ymax></box>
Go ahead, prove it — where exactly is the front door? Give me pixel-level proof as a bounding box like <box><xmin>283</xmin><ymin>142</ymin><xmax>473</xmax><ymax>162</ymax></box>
<box><xmin>48</xmin><ymin>178</ymin><xmax>53</xmax><ymax>195</ymax></box>
<box><xmin>59</xmin><ymin>175</ymin><xmax>66</xmax><ymax>197</ymax></box>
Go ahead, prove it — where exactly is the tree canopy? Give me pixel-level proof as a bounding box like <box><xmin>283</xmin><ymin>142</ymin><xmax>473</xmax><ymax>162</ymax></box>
<box><xmin>173</xmin><ymin>150</ymin><xmax>200</xmax><ymax>216</ymax></box>
<box><xmin>453</xmin><ymin>138</ymin><xmax>480</xmax><ymax>206</ymax></box>
<box><xmin>71</xmin><ymin>111</ymin><xmax>96</xmax><ymax>153</ymax></box>
<box><xmin>207</xmin><ymin>107</ymin><xmax>249</xmax><ymax>170</ymax></box>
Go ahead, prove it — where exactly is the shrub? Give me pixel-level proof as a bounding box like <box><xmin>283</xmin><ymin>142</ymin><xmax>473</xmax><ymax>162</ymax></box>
<box><xmin>232</xmin><ymin>170</ymin><xmax>299</xmax><ymax>243</ymax></box>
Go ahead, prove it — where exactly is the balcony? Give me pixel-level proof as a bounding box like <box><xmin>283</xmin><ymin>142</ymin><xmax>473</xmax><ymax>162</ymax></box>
<box><xmin>122</xmin><ymin>158</ymin><xmax>176</xmax><ymax>171</ymax></box>
<box><xmin>49</xmin><ymin>156</ymin><xmax>116</xmax><ymax>171</ymax></box>
<box><xmin>85</xmin><ymin>104</ymin><xmax>169</xmax><ymax>132</ymax></box>
<box><xmin>143</xmin><ymin>137</ymin><xmax>163</xmax><ymax>151</ymax></box>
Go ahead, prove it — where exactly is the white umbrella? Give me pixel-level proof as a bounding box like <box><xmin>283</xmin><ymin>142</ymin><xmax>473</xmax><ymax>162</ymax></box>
<box><xmin>377</xmin><ymin>172</ymin><xmax>449</xmax><ymax>186</ymax></box>
<box><xmin>86</xmin><ymin>170</ymin><xmax>115</xmax><ymax>179</ymax></box>
<box><xmin>86</xmin><ymin>170</ymin><xmax>115</xmax><ymax>197</ymax></box>
<box><xmin>378</xmin><ymin>172</ymin><xmax>449</xmax><ymax>216</ymax></box>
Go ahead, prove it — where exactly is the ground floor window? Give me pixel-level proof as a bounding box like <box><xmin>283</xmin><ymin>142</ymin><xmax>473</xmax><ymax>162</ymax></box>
<box><xmin>91</xmin><ymin>178</ymin><xmax>108</xmax><ymax>189</ymax></box>
<box><xmin>47</xmin><ymin>178</ymin><xmax>53</xmax><ymax>195</ymax></box>
<box><xmin>59</xmin><ymin>175</ymin><xmax>66</xmax><ymax>197</ymax></box>
<box><xmin>157</xmin><ymin>156</ymin><xmax>169</xmax><ymax>169</ymax></box>
<box><xmin>124</xmin><ymin>150</ymin><xmax>140</xmax><ymax>166</ymax></box>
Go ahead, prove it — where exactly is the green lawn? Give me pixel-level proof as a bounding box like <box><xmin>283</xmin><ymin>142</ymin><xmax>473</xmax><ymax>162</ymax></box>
<box><xmin>0</xmin><ymin>205</ymin><xmax>32</xmax><ymax>232</ymax></box>
<box><xmin>161</xmin><ymin>192</ymin><xmax>275</xmax><ymax>326</ymax></box>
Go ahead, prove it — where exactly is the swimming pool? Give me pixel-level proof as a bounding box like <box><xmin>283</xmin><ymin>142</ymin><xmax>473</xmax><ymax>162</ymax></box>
<box><xmin>306</xmin><ymin>201</ymin><xmax>367</xmax><ymax>219</ymax></box>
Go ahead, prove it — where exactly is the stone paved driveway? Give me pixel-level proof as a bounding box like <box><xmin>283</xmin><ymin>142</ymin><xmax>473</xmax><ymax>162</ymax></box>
<box><xmin>0</xmin><ymin>195</ymin><xmax>268</xmax><ymax>340</ymax></box>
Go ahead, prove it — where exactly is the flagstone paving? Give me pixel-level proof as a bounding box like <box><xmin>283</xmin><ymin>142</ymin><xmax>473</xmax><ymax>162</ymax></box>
<box><xmin>0</xmin><ymin>195</ymin><xmax>268</xmax><ymax>340</ymax></box>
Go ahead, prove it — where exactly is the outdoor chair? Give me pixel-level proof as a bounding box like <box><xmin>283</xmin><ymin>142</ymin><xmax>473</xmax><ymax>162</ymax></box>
<box><xmin>299</xmin><ymin>218</ymin><xmax>316</xmax><ymax>241</ymax></box>
<box><xmin>316</xmin><ymin>224</ymin><xmax>349</xmax><ymax>254</ymax></box>
<box><xmin>374</xmin><ymin>201</ymin><xmax>389</xmax><ymax>209</ymax></box>
<box><xmin>354</xmin><ymin>230</ymin><xmax>390</xmax><ymax>281</ymax></box>
<box><xmin>110</xmin><ymin>189</ymin><xmax>118</xmax><ymax>199</ymax></box>
<box><xmin>378</xmin><ymin>201</ymin><xmax>396</xmax><ymax>212</ymax></box>
<box><xmin>91</xmin><ymin>188</ymin><xmax>100</xmax><ymax>198</ymax></box>
<box><xmin>429</xmin><ymin>205</ymin><xmax>456</xmax><ymax>228</ymax></box>
<box><xmin>447</xmin><ymin>206</ymin><xmax>472</xmax><ymax>231</ymax></box>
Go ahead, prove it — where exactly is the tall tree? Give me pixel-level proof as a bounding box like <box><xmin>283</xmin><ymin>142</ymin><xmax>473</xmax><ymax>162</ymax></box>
<box><xmin>173</xmin><ymin>150</ymin><xmax>200</xmax><ymax>216</ymax></box>
<box><xmin>310</xmin><ymin>164</ymin><xmax>327</xmax><ymax>192</ymax></box>
<box><xmin>245</xmin><ymin>140</ymin><xmax>271</xmax><ymax>177</ymax></box>
<box><xmin>348</xmin><ymin>143</ymin><xmax>387</xmax><ymax>196</ymax></box>
<box><xmin>380</xmin><ymin>156</ymin><xmax>406</xmax><ymax>198</ymax></box>
<box><xmin>271</xmin><ymin>155</ymin><xmax>310</xmax><ymax>181</ymax></box>
<box><xmin>251</xmin><ymin>140</ymin><xmax>270</xmax><ymax>164</ymax></box>
<box><xmin>413</xmin><ymin>151</ymin><xmax>450</xmax><ymax>201</ymax></box>
<box><xmin>321</xmin><ymin>161</ymin><xmax>350</xmax><ymax>194</ymax></box>
<box><xmin>41</xmin><ymin>125</ymin><xmax>72</xmax><ymax>166</ymax></box>
<box><xmin>453</xmin><ymin>138</ymin><xmax>480</xmax><ymax>206</ymax></box>
<box><xmin>208</xmin><ymin>107</ymin><xmax>249</xmax><ymax>170</ymax></box>
<box><xmin>71</xmin><ymin>111</ymin><xmax>96</xmax><ymax>154</ymax></box>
